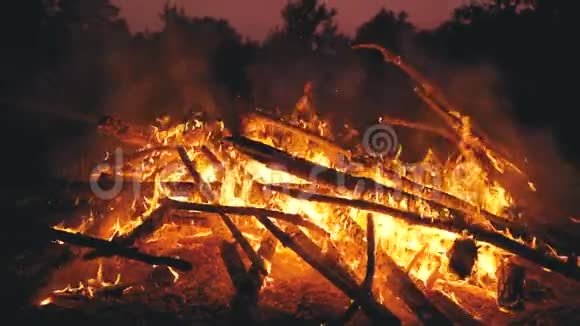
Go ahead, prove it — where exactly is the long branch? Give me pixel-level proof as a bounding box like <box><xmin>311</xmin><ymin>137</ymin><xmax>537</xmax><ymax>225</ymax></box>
<box><xmin>381</xmin><ymin>116</ymin><xmax>457</xmax><ymax>143</ymax></box>
<box><xmin>47</xmin><ymin>228</ymin><xmax>192</xmax><ymax>271</ymax></box>
<box><xmin>167</xmin><ymin>199</ymin><xmax>329</xmax><ymax>237</ymax></box>
<box><xmin>354</xmin><ymin>43</ymin><xmax>522</xmax><ymax>176</ymax></box>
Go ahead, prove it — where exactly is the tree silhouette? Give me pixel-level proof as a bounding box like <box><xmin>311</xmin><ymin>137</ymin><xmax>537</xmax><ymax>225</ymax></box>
<box><xmin>0</xmin><ymin>1</ymin><xmax>50</xmax><ymax>93</ymax></box>
<box><xmin>355</xmin><ymin>9</ymin><xmax>415</xmax><ymax>53</ymax></box>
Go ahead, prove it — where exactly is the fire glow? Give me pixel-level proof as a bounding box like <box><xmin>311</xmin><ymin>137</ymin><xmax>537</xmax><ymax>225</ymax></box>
<box><xmin>39</xmin><ymin>45</ymin><xmax>576</xmax><ymax>324</ymax></box>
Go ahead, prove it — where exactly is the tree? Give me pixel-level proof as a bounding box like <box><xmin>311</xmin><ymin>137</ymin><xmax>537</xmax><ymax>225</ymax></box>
<box><xmin>355</xmin><ymin>9</ymin><xmax>415</xmax><ymax>53</ymax></box>
<box><xmin>0</xmin><ymin>1</ymin><xmax>50</xmax><ymax>93</ymax></box>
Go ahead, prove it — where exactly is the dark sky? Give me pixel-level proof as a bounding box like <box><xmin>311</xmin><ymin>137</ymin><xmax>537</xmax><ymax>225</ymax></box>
<box><xmin>112</xmin><ymin>0</ymin><xmax>464</xmax><ymax>40</ymax></box>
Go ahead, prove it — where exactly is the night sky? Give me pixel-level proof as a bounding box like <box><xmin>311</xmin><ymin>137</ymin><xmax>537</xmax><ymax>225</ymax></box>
<box><xmin>112</xmin><ymin>0</ymin><xmax>464</xmax><ymax>40</ymax></box>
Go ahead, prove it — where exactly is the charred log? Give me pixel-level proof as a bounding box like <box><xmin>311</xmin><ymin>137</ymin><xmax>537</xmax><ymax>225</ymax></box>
<box><xmin>497</xmin><ymin>258</ymin><xmax>526</xmax><ymax>310</ymax></box>
<box><xmin>448</xmin><ymin>238</ymin><xmax>479</xmax><ymax>279</ymax></box>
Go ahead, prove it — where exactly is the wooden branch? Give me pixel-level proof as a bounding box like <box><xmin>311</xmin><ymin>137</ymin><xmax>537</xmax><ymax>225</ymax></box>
<box><xmin>255</xmin><ymin>215</ymin><xmax>400</xmax><ymax>325</ymax></box>
<box><xmin>168</xmin><ymin>199</ymin><xmax>329</xmax><ymax>237</ymax></box>
<box><xmin>47</xmin><ymin>228</ymin><xmax>192</xmax><ymax>271</ymax></box>
<box><xmin>354</xmin><ymin>43</ymin><xmax>523</xmax><ymax>177</ymax></box>
<box><xmin>364</xmin><ymin>213</ymin><xmax>376</xmax><ymax>290</ymax></box>
<box><xmin>497</xmin><ymin>257</ymin><xmax>526</xmax><ymax>310</ymax></box>
<box><xmin>380</xmin><ymin>116</ymin><xmax>456</xmax><ymax>143</ymax></box>
<box><xmin>264</xmin><ymin>183</ymin><xmax>580</xmax><ymax>281</ymax></box>
<box><xmin>339</xmin><ymin>213</ymin><xmax>377</xmax><ymax>324</ymax></box>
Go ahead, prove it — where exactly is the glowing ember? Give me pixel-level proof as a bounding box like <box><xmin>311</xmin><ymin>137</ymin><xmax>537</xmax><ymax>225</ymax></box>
<box><xmin>39</xmin><ymin>297</ymin><xmax>52</xmax><ymax>306</ymax></box>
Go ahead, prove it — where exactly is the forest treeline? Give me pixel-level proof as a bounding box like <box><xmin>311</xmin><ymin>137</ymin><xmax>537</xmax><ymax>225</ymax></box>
<box><xmin>1</xmin><ymin>0</ymin><xmax>578</xmax><ymax>184</ymax></box>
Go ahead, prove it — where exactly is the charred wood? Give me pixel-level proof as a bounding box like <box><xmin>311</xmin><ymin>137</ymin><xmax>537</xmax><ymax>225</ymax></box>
<box><xmin>448</xmin><ymin>238</ymin><xmax>479</xmax><ymax>279</ymax></box>
<box><xmin>497</xmin><ymin>258</ymin><xmax>526</xmax><ymax>310</ymax></box>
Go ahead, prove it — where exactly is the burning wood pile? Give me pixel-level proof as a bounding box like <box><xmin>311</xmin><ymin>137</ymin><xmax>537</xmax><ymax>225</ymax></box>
<box><xmin>36</xmin><ymin>45</ymin><xmax>580</xmax><ymax>324</ymax></box>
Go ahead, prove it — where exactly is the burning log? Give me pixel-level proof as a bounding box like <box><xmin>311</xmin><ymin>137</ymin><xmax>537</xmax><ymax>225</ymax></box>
<box><xmin>230</xmin><ymin>136</ymin><xmax>577</xmax><ymax>256</ymax></box>
<box><xmin>168</xmin><ymin>199</ymin><xmax>329</xmax><ymax>237</ymax></box>
<box><xmin>497</xmin><ymin>258</ymin><xmax>526</xmax><ymax>310</ymax></box>
<box><xmin>262</xmin><ymin>183</ymin><xmax>460</xmax><ymax>229</ymax></box>
<box><xmin>255</xmin><ymin>215</ymin><xmax>400</xmax><ymax>324</ymax></box>
<box><xmin>243</xmin><ymin>112</ymin><xmax>351</xmax><ymax>160</ymax></box>
<box><xmin>46</xmin><ymin>228</ymin><xmax>192</xmax><ymax>271</ymax></box>
<box><xmin>262</xmin><ymin>183</ymin><xmax>580</xmax><ymax>281</ymax></box>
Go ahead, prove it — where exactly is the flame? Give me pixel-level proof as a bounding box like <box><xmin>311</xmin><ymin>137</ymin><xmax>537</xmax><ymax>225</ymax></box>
<box><xmin>39</xmin><ymin>297</ymin><xmax>52</xmax><ymax>306</ymax></box>
<box><xmin>167</xmin><ymin>266</ymin><xmax>180</xmax><ymax>283</ymax></box>
<box><xmin>45</xmin><ymin>82</ymin><xmax>544</xmax><ymax>313</ymax></box>
<box><xmin>50</xmin><ymin>263</ymin><xmax>122</xmax><ymax>299</ymax></box>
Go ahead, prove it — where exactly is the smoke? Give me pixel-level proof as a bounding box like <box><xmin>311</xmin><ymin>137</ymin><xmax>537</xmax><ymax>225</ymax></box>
<box><xmin>34</xmin><ymin>1</ymin><xmax>579</xmax><ymax>221</ymax></box>
<box><xmin>421</xmin><ymin>59</ymin><xmax>580</xmax><ymax>220</ymax></box>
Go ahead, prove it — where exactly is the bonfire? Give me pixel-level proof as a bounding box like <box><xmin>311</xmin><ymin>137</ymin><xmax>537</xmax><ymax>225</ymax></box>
<box><xmin>36</xmin><ymin>45</ymin><xmax>580</xmax><ymax>324</ymax></box>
